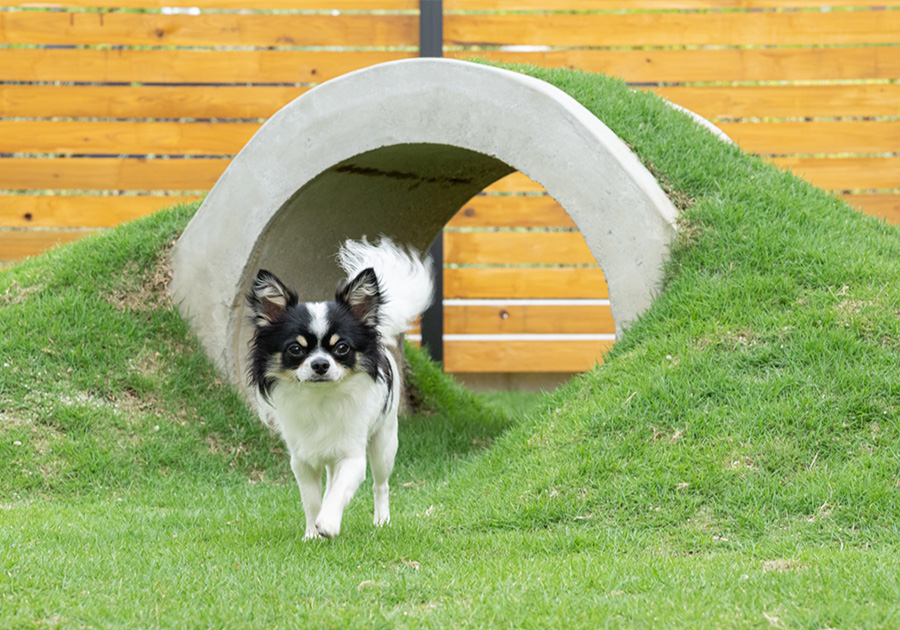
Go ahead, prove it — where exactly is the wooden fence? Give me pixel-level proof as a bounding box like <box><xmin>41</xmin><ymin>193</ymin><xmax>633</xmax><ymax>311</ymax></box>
<box><xmin>2</xmin><ymin>1</ymin><xmax>898</xmax><ymax>378</ymax></box>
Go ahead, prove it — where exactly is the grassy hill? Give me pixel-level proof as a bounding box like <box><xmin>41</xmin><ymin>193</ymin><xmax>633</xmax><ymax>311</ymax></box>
<box><xmin>2</xmin><ymin>64</ymin><xmax>900</xmax><ymax>628</ymax></box>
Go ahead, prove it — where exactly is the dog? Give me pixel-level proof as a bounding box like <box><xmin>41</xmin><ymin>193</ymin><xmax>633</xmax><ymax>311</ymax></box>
<box><xmin>246</xmin><ymin>237</ymin><xmax>433</xmax><ymax>540</ymax></box>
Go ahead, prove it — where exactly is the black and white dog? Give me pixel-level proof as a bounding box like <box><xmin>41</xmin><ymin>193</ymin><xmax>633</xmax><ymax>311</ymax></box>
<box><xmin>246</xmin><ymin>238</ymin><xmax>433</xmax><ymax>540</ymax></box>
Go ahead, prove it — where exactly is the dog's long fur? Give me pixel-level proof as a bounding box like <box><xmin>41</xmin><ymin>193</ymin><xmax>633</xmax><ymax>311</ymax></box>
<box><xmin>246</xmin><ymin>237</ymin><xmax>433</xmax><ymax>539</ymax></box>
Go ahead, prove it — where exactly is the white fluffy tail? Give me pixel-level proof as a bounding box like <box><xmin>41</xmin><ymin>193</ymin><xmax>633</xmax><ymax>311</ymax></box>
<box><xmin>337</xmin><ymin>237</ymin><xmax>434</xmax><ymax>346</ymax></box>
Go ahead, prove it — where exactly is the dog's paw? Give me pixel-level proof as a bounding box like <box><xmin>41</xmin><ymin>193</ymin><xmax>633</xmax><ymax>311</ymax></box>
<box><xmin>373</xmin><ymin>507</ymin><xmax>390</xmax><ymax>527</ymax></box>
<box><xmin>314</xmin><ymin>514</ymin><xmax>342</xmax><ymax>539</ymax></box>
<box><xmin>303</xmin><ymin>529</ymin><xmax>322</xmax><ymax>542</ymax></box>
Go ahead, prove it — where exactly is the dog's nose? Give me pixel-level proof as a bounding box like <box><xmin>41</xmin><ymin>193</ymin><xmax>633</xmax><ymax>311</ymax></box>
<box><xmin>310</xmin><ymin>359</ymin><xmax>330</xmax><ymax>375</ymax></box>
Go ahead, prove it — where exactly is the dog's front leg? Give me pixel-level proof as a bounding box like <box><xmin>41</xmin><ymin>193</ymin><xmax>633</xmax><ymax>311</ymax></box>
<box><xmin>367</xmin><ymin>414</ymin><xmax>398</xmax><ymax>527</ymax></box>
<box><xmin>290</xmin><ymin>455</ymin><xmax>323</xmax><ymax>541</ymax></box>
<box><xmin>315</xmin><ymin>456</ymin><xmax>366</xmax><ymax>539</ymax></box>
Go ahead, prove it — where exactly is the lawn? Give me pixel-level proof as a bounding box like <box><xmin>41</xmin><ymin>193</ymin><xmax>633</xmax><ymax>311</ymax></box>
<box><xmin>2</xmin><ymin>63</ymin><xmax>900</xmax><ymax>628</ymax></box>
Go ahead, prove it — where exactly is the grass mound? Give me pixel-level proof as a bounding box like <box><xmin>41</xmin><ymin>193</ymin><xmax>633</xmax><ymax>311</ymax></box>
<box><xmin>442</xmin><ymin>64</ymin><xmax>900</xmax><ymax>548</ymax></box>
<box><xmin>1</xmin><ymin>206</ymin><xmax>281</xmax><ymax>497</ymax></box>
<box><xmin>2</xmin><ymin>63</ymin><xmax>900</xmax><ymax>628</ymax></box>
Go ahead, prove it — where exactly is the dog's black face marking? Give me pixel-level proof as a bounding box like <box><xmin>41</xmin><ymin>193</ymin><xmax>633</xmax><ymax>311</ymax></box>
<box><xmin>275</xmin><ymin>313</ymin><xmax>315</xmax><ymax>373</ymax></box>
<box><xmin>326</xmin><ymin>300</ymin><xmax>382</xmax><ymax>376</ymax></box>
<box><xmin>247</xmin><ymin>298</ymin><xmax>312</xmax><ymax>399</ymax></box>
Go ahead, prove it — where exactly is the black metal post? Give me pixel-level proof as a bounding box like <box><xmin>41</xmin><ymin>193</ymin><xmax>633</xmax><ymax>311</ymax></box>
<box><xmin>418</xmin><ymin>0</ymin><xmax>444</xmax><ymax>364</ymax></box>
<box><xmin>419</xmin><ymin>0</ymin><xmax>443</xmax><ymax>58</ymax></box>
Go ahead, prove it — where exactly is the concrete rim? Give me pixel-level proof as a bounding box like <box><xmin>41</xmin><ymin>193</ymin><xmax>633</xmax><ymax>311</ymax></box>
<box><xmin>170</xmin><ymin>58</ymin><xmax>679</xmax><ymax>384</ymax></box>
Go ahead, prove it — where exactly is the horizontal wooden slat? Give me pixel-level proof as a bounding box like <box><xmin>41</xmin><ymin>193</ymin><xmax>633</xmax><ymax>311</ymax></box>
<box><xmin>770</xmin><ymin>156</ymin><xmax>900</xmax><ymax>191</ymax></box>
<box><xmin>444</xmin><ymin>268</ymin><xmax>609</xmax><ymax>299</ymax></box>
<box><xmin>445</xmin><ymin>11</ymin><xmax>900</xmax><ymax>48</ymax></box>
<box><xmin>444</xmin><ymin>231</ymin><xmax>595</xmax><ymax>265</ymax></box>
<box><xmin>0</xmin><ymin>229</ymin><xmax>95</xmax><ymax>262</ymax></box>
<box><xmin>718</xmin><ymin>121</ymin><xmax>900</xmax><ymax>156</ymax></box>
<box><xmin>11</xmin><ymin>46</ymin><xmax>892</xmax><ymax>87</ymax></box>
<box><xmin>0</xmin><ymin>157</ymin><xmax>227</xmax><ymax>191</ymax></box>
<box><xmin>482</xmin><ymin>173</ymin><xmax>546</xmax><ymax>194</ymax></box>
<box><xmin>0</xmin><ymin>12</ymin><xmax>417</xmax><ymax>48</ymax></box>
<box><xmin>447</xmin><ymin>0</ymin><xmax>900</xmax><ymax>8</ymax></box>
<box><xmin>0</xmin><ymin>85</ymin><xmax>308</xmax><ymax>119</ymax></box>
<box><xmin>841</xmin><ymin>194</ymin><xmax>900</xmax><ymax>225</ymax></box>
<box><xmin>10</xmin><ymin>0</ymin><xmax>416</xmax><ymax>8</ymax></box>
<box><xmin>443</xmin><ymin>339</ymin><xmax>614</xmax><ymax>373</ymax></box>
<box><xmin>444</xmin><ymin>303</ymin><xmax>614</xmax><ymax>335</ymax></box>
<box><xmin>0</xmin><ymin>195</ymin><xmax>198</xmax><ymax>228</ymax></box>
<box><xmin>0</xmin><ymin>48</ymin><xmax>413</xmax><ymax>84</ymax></box>
<box><xmin>649</xmin><ymin>84</ymin><xmax>900</xmax><ymax>121</ymax></box>
<box><xmin>457</xmin><ymin>47</ymin><xmax>900</xmax><ymax>83</ymax></box>
<box><xmin>0</xmin><ymin>121</ymin><xmax>257</xmax><ymax>156</ymax></box>
<box><xmin>7</xmin><ymin>85</ymin><xmax>895</xmax><ymax>127</ymax></box>
<box><xmin>448</xmin><ymin>196</ymin><xmax>573</xmax><ymax>229</ymax></box>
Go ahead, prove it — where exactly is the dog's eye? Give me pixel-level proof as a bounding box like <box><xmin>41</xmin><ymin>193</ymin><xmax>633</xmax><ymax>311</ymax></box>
<box><xmin>285</xmin><ymin>342</ymin><xmax>304</xmax><ymax>358</ymax></box>
<box><xmin>333</xmin><ymin>341</ymin><xmax>351</xmax><ymax>357</ymax></box>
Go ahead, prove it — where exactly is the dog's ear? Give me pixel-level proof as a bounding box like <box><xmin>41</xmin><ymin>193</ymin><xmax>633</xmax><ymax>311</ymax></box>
<box><xmin>247</xmin><ymin>269</ymin><xmax>296</xmax><ymax>327</ymax></box>
<box><xmin>336</xmin><ymin>267</ymin><xmax>382</xmax><ymax>328</ymax></box>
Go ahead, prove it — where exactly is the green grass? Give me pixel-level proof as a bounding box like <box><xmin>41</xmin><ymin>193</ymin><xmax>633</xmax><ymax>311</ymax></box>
<box><xmin>3</xmin><ymin>63</ymin><xmax>900</xmax><ymax>628</ymax></box>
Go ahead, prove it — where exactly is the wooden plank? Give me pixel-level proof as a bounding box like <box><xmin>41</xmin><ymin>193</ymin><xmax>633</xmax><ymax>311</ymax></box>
<box><xmin>0</xmin><ymin>157</ymin><xmax>227</xmax><ymax>191</ymax></box>
<box><xmin>0</xmin><ymin>195</ymin><xmax>199</xmax><ymax>228</ymax></box>
<box><xmin>482</xmin><ymin>173</ymin><xmax>546</xmax><ymax>194</ymax></box>
<box><xmin>454</xmin><ymin>47</ymin><xmax>900</xmax><ymax>83</ymax></box>
<box><xmin>0</xmin><ymin>229</ymin><xmax>95</xmax><ymax>262</ymax></box>
<box><xmin>0</xmin><ymin>45</ymin><xmax>808</xmax><ymax>86</ymax></box>
<box><xmin>0</xmin><ymin>120</ymin><xmax>259</xmax><ymax>156</ymax></box>
<box><xmin>447</xmin><ymin>0</ymin><xmax>900</xmax><ymax>8</ymax></box>
<box><xmin>443</xmin><ymin>339</ymin><xmax>614</xmax><ymax>373</ymax></box>
<box><xmin>448</xmin><ymin>196</ymin><xmax>574</xmax><ymax>229</ymax></box>
<box><xmin>10</xmin><ymin>86</ymin><xmax>895</xmax><ymax>128</ymax></box>
<box><xmin>0</xmin><ymin>84</ymin><xmax>309</xmax><ymax>119</ymax></box>
<box><xmin>444</xmin><ymin>303</ymin><xmax>614</xmax><ymax>335</ymax></box>
<box><xmin>11</xmin><ymin>0</ymin><xmax>416</xmax><ymax>8</ymax></box>
<box><xmin>444</xmin><ymin>12</ymin><xmax>900</xmax><ymax>48</ymax></box>
<box><xmin>444</xmin><ymin>231</ymin><xmax>596</xmax><ymax>265</ymax></box>
<box><xmin>770</xmin><ymin>156</ymin><xmax>900</xmax><ymax>191</ymax></box>
<box><xmin>0</xmin><ymin>12</ymin><xmax>417</xmax><ymax>48</ymax></box>
<box><xmin>717</xmin><ymin>121</ymin><xmax>900</xmax><ymax>156</ymax></box>
<box><xmin>649</xmin><ymin>84</ymin><xmax>900</xmax><ymax>121</ymax></box>
<box><xmin>0</xmin><ymin>48</ymin><xmax>413</xmax><ymax>84</ymax></box>
<box><xmin>444</xmin><ymin>268</ymin><xmax>609</xmax><ymax>299</ymax></box>
<box><xmin>840</xmin><ymin>194</ymin><xmax>900</xmax><ymax>225</ymax></box>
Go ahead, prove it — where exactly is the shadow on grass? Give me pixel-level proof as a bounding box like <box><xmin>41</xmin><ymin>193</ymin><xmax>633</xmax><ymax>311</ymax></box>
<box><xmin>397</xmin><ymin>344</ymin><xmax>547</xmax><ymax>481</ymax></box>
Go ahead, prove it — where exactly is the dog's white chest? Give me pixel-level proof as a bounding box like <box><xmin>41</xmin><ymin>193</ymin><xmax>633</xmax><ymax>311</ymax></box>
<box><xmin>264</xmin><ymin>372</ymin><xmax>386</xmax><ymax>466</ymax></box>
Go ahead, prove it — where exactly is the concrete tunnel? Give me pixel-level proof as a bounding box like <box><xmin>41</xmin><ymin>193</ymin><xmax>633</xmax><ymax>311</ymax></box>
<box><xmin>169</xmin><ymin>58</ymin><xmax>678</xmax><ymax>386</ymax></box>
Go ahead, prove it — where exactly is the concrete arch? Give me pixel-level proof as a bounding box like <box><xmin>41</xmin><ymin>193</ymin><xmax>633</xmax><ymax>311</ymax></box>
<box><xmin>170</xmin><ymin>58</ymin><xmax>678</xmax><ymax>384</ymax></box>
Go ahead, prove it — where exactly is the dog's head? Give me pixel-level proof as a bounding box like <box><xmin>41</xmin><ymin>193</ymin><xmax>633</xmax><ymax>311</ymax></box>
<box><xmin>246</xmin><ymin>268</ymin><xmax>384</xmax><ymax>398</ymax></box>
